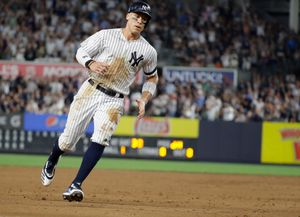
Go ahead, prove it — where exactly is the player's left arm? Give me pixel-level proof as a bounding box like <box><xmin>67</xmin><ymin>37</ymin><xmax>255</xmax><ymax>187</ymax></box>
<box><xmin>136</xmin><ymin>73</ymin><xmax>158</xmax><ymax>119</ymax></box>
<box><xmin>136</xmin><ymin>48</ymin><xmax>158</xmax><ymax>119</ymax></box>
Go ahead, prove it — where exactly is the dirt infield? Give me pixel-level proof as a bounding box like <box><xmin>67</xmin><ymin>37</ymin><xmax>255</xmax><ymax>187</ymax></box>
<box><xmin>0</xmin><ymin>166</ymin><xmax>299</xmax><ymax>217</ymax></box>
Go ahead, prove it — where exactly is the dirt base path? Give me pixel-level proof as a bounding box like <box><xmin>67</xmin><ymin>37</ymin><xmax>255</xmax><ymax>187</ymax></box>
<box><xmin>0</xmin><ymin>166</ymin><xmax>299</xmax><ymax>217</ymax></box>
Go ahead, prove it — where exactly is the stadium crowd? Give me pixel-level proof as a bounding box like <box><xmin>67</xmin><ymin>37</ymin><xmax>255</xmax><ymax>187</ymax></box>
<box><xmin>1</xmin><ymin>0</ymin><xmax>299</xmax><ymax>71</ymax></box>
<box><xmin>1</xmin><ymin>72</ymin><xmax>299</xmax><ymax>122</ymax></box>
<box><xmin>0</xmin><ymin>0</ymin><xmax>299</xmax><ymax>122</ymax></box>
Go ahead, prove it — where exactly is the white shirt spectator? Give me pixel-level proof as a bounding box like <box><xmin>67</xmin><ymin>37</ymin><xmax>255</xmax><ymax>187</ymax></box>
<box><xmin>182</xmin><ymin>98</ymin><xmax>197</xmax><ymax>119</ymax></box>
<box><xmin>49</xmin><ymin>80</ymin><xmax>63</xmax><ymax>94</ymax></box>
<box><xmin>46</xmin><ymin>36</ymin><xmax>56</xmax><ymax>56</ymax></box>
<box><xmin>48</xmin><ymin>93</ymin><xmax>65</xmax><ymax>114</ymax></box>
<box><xmin>205</xmin><ymin>95</ymin><xmax>222</xmax><ymax>121</ymax></box>
<box><xmin>198</xmin><ymin>32</ymin><xmax>206</xmax><ymax>44</ymax></box>
<box><xmin>222</xmin><ymin>104</ymin><xmax>235</xmax><ymax>121</ymax></box>
<box><xmin>208</xmin><ymin>30</ymin><xmax>216</xmax><ymax>43</ymax></box>
<box><xmin>26</xmin><ymin>99</ymin><xmax>40</xmax><ymax>113</ymax></box>
<box><xmin>26</xmin><ymin>78</ymin><xmax>38</xmax><ymax>93</ymax></box>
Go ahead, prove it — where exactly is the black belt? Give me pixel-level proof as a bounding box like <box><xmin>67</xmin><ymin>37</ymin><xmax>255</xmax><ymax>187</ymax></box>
<box><xmin>88</xmin><ymin>79</ymin><xmax>124</xmax><ymax>98</ymax></box>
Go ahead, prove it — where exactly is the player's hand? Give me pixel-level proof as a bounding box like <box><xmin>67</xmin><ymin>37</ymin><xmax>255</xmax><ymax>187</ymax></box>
<box><xmin>89</xmin><ymin>61</ymin><xmax>109</xmax><ymax>74</ymax></box>
<box><xmin>136</xmin><ymin>99</ymin><xmax>146</xmax><ymax>119</ymax></box>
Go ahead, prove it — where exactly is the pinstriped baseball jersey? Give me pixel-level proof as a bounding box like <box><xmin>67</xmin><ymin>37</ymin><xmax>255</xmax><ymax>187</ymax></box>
<box><xmin>58</xmin><ymin>28</ymin><xmax>157</xmax><ymax>149</ymax></box>
<box><xmin>79</xmin><ymin>28</ymin><xmax>157</xmax><ymax>95</ymax></box>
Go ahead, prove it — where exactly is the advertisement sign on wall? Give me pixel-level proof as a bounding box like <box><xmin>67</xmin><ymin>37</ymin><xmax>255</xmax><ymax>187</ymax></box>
<box><xmin>24</xmin><ymin>112</ymin><xmax>93</xmax><ymax>133</ymax></box>
<box><xmin>24</xmin><ymin>112</ymin><xmax>199</xmax><ymax>138</ymax></box>
<box><xmin>0</xmin><ymin>61</ymin><xmax>86</xmax><ymax>78</ymax></box>
<box><xmin>116</xmin><ymin>116</ymin><xmax>199</xmax><ymax>138</ymax></box>
<box><xmin>261</xmin><ymin>122</ymin><xmax>300</xmax><ymax>164</ymax></box>
<box><xmin>0</xmin><ymin>113</ymin><xmax>23</xmax><ymax>129</ymax></box>
<box><xmin>163</xmin><ymin>66</ymin><xmax>238</xmax><ymax>87</ymax></box>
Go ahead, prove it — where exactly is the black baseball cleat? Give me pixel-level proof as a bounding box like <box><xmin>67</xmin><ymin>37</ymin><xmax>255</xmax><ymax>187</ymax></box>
<box><xmin>63</xmin><ymin>183</ymin><xmax>84</xmax><ymax>202</ymax></box>
<box><xmin>41</xmin><ymin>161</ymin><xmax>56</xmax><ymax>186</ymax></box>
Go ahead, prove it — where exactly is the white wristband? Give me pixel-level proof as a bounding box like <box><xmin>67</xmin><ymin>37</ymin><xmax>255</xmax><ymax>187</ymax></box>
<box><xmin>142</xmin><ymin>81</ymin><xmax>157</xmax><ymax>96</ymax></box>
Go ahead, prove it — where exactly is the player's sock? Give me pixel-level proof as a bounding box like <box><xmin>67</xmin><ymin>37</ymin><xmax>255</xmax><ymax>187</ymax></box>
<box><xmin>72</xmin><ymin>142</ymin><xmax>105</xmax><ymax>186</ymax></box>
<box><xmin>48</xmin><ymin>140</ymin><xmax>64</xmax><ymax>166</ymax></box>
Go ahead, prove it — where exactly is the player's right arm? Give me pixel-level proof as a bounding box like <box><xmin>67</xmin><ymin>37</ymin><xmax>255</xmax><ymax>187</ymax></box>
<box><xmin>76</xmin><ymin>30</ymin><xmax>109</xmax><ymax>74</ymax></box>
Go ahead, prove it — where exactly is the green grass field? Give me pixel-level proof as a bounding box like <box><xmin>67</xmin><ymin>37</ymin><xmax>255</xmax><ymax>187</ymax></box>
<box><xmin>0</xmin><ymin>153</ymin><xmax>299</xmax><ymax>176</ymax></box>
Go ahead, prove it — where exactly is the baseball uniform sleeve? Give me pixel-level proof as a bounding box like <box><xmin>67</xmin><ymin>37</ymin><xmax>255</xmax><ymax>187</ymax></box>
<box><xmin>76</xmin><ymin>30</ymin><xmax>105</xmax><ymax>67</ymax></box>
<box><xmin>143</xmin><ymin>47</ymin><xmax>157</xmax><ymax>77</ymax></box>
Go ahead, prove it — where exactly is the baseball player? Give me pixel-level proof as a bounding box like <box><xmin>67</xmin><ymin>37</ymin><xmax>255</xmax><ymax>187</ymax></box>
<box><xmin>41</xmin><ymin>1</ymin><xmax>158</xmax><ymax>202</ymax></box>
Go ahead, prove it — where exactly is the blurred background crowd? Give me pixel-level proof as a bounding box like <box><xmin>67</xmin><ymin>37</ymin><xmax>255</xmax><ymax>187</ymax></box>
<box><xmin>0</xmin><ymin>0</ymin><xmax>299</xmax><ymax>122</ymax></box>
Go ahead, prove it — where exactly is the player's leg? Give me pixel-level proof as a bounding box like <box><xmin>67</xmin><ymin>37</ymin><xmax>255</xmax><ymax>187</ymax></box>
<box><xmin>41</xmin><ymin>80</ymin><xmax>98</xmax><ymax>186</ymax></box>
<box><xmin>41</xmin><ymin>140</ymin><xmax>64</xmax><ymax>186</ymax></box>
<box><xmin>62</xmin><ymin>140</ymin><xmax>105</xmax><ymax>202</ymax></box>
<box><xmin>63</xmin><ymin>96</ymin><xmax>124</xmax><ymax>201</ymax></box>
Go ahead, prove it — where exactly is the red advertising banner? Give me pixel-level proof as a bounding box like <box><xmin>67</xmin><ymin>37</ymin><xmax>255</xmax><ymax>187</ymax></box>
<box><xmin>0</xmin><ymin>61</ymin><xmax>86</xmax><ymax>78</ymax></box>
<box><xmin>0</xmin><ymin>61</ymin><xmax>144</xmax><ymax>84</ymax></box>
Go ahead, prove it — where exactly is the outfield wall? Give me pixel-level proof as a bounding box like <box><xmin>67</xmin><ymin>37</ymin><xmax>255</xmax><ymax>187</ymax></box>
<box><xmin>0</xmin><ymin>112</ymin><xmax>300</xmax><ymax>165</ymax></box>
<box><xmin>198</xmin><ymin>121</ymin><xmax>261</xmax><ymax>163</ymax></box>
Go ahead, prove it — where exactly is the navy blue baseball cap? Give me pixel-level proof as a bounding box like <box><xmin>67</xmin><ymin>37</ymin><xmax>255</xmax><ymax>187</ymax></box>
<box><xmin>128</xmin><ymin>1</ymin><xmax>152</xmax><ymax>20</ymax></box>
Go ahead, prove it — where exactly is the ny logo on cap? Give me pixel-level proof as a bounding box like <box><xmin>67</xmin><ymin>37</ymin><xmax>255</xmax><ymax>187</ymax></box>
<box><xmin>142</xmin><ymin>5</ymin><xmax>150</xmax><ymax>10</ymax></box>
<box><xmin>129</xmin><ymin>51</ymin><xmax>144</xmax><ymax>67</ymax></box>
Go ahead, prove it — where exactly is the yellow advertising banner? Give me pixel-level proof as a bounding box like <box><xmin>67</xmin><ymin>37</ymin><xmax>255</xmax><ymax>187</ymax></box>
<box><xmin>261</xmin><ymin>122</ymin><xmax>300</xmax><ymax>164</ymax></box>
<box><xmin>115</xmin><ymin>116</ymin><xmax>199</xmax><ymax>138</ymax></box>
